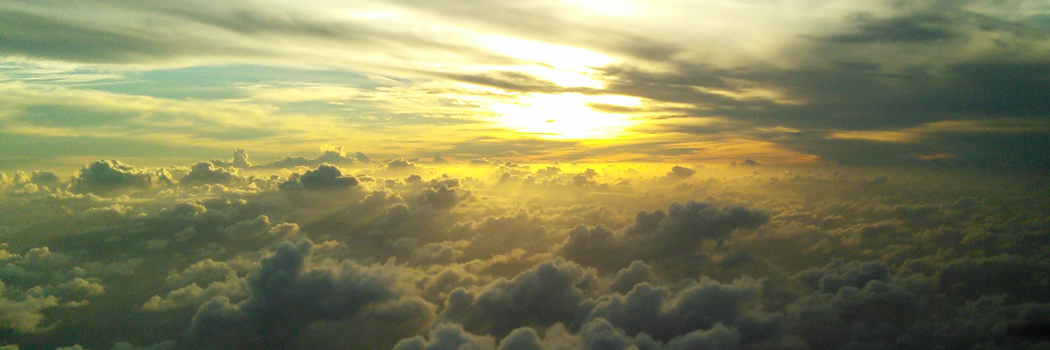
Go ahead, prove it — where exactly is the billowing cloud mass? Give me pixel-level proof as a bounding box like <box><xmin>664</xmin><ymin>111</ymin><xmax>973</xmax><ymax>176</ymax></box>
<box><xmin>1</xmin><ymin>150</ymin><xmax>1048</xmax><ymax>350</ymax></box>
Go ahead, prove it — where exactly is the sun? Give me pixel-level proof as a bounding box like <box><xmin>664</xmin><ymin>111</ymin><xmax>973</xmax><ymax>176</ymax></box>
<box><xmin>489</xmin><ymin>93</ymin><xmax>642</xmax><ymax>139</ymax></box>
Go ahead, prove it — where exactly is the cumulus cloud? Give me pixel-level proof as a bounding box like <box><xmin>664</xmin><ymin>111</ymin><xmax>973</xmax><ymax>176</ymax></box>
<box><xmin>583</xmin><ymin>277</ymin><xmax>767</xmax><ymax>342</ymax></box>
<box><xmin>664</xmin><ymin>166</ymin><xmax>696</xmax><ymax>181</ymax></box>
<box><xmin>560</xmin><ymin>201</ymin><xmax>769</xmax><ymax>270</ymax></box>
<box><xmin>0</xmin><ymin>281</ymin><xmax>59</xmax><ymax>333</ymax></box>
<box><xmin>255</xmin><ymin>147</ymin><xmax>364</xmax><ymax>169</ymax></box>
<box><xmin>443</xmin><ymin>258</ymin><xmax>594</xmax><ymax>336</ymax></box>
<box><xmin>280</xmin><ymin>164</ymin><xmax>359</xmax><ymax>191</ymax></box>
<box><xmin>184</xmin><ymin>240</ymin><xmax>409</xmax><ymax>349</ymax></box>
<box><xmin>2</xmin><ymin>155</ymin><xmax>1049</xmax><ymax>349</ymax></box>
<box><xmin>179</xmin><ymin>162</ymin><xmax>240</xmax><ymax>186</ymax></box>
<box><xmin>70</xmin><ymin>160</ymin><xmax>163</xmax><ymax>194</ymax></box>
<box><xmin>392</xmin><ymin>323</ymin><xmax>496</xmax><ymax>350</ymax></box>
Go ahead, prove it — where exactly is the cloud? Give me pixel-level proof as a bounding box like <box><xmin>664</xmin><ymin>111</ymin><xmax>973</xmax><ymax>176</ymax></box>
<box><xmin>560</xmin><ymin>201</ymin><xmax>769</xmax><ymax>270</ymax></box>
<box><xmin>794</xmin><ymin>259</ymin><xmax>890</xmax><ymax>294</ymax></box>
<box><xmin>787</xmin><ymin>279</ymin><xmax>923</xmax><ymax>349</ymax></box>
<box><xmin>280</xmin><ymin>164</ymin><xmax>359</xmax><ymax>191</ymax></box>
<box><xmin>70</xmin><ymin>160</ymin><xmax>164</xmax><ymax>194</ymax></box>
<box><xmin>607</xmin><ymin>260</ymin><xmax>652</xmax><ymax>294</ymax></box>
<box><xmin>443</xmin><ymin>258</ymin><xmax>594</xmax><ymax>336</ymax></box>
<box><xmin>392</xmin><ymin>323</ymin><xmax>496</xmax><ymax>350</ymax></box>
<box><xmin>254</xmin><ymin>147</ymin><xmax>364</xmax><ymax>169</ymax></box>
<box><xmin>583</xmin><ymin>277</ymin><xmax>766</xmax><ymax>342</ymax></box>
<box><xmin>663</xmin><ymin>166</ymin><xmax>696</xmax><ymax>181</ymax></box>
<box><xmin>0</xmin><ymin>281</ymin><xmax>59</xmax><ymax>333</ymax></box>
<box><xmin>418</xmin><ymin>185</ymin><xmax>470</xmax><ymax>211</ymax></box>
<box><xmin>179</xmin><ymin>162</ymin><xmax>240</xmax><ymax>186</ymax></box>
<box><xmin>2</xmin><ymin>154</ymin><xmax>1050</xmax><ymax>349</ymax></box>
<box><xmin>185</xmin><ymin>240</ymin><xmax>408</xmax><ymax>349</ymax></box>
<box><xmin>824</xmin><ymin>12</ymin><xmax>956</xmax><ymax>43</ymax></box>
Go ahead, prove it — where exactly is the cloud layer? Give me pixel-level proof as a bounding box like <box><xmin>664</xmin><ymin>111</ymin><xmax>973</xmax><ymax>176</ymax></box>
<box><xmin>1</xmin><ymin>150</ymin><xmax>1048</xmax><ymax>349</ymax></box>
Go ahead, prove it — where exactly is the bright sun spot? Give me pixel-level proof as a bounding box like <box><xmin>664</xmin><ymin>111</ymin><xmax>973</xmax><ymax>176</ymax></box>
<box><xmin>490</xmin><ymin>93</ymin><xmax>642</xmax><ymax>139</ymax></box>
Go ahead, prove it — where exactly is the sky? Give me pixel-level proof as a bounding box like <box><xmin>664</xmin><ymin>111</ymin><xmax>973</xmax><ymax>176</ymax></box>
<box><xmin>2</xmin><ymin>0</ymin><xmax>1048</xmax><ymax>171</ymax></box>
<box><xmin>3</xmin><ymin>1</ymin><xmax>1050</xmax><ymax>350</ymax></box>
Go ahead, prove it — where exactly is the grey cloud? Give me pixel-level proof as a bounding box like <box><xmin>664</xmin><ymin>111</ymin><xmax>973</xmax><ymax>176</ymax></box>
<box><xmin>608</xmin><ymin>260</ymin><xmax>652</xmax><ymax>294</ymax></box>
<box><xmin>793</xmin><ymin>259</ymin><xmax>890</xmax><ymax>294</ymax></box>
<box><xmin>495</xmin><ymin>328</ymin><xmax>542</xmax><ymax>350</ymax></box>
<box><xmin>0</xmin><ymin>8</ymin><xmax>182</xmax><ymax>63</ymax></box>
<box><xmin>3</xmin><ymin>155</ymin><xmax>1050</xmax><ymax>349</ymax></box>
<box><xmin>587</xmin><ymin>1</ymin><xmax>1050</xmax><ymax>170</ymax></box>
<box><xmin>825</xmin><ymin>12</ymin><xmax>956</xmax><ymax>43</ymax></box>
<box><xmin>185</xmin><ymin>240</ymin><xmax>404</xmax><ymax>349</ymax></box>
<box><xmin>392</xmin><ymin>323</ymin><xmax>495</xmax><ymax>350</ymax></box>
<box><xmin>70</xmin><ymin>160</ymin><xmax>162</xmax><ymax>194</ymax></box>
<box><xmin>280</xmin><ymin>164</ymin><xmax>359</xmax><ymax>191</ymax></box>
<box><xmin>141</xmin><ymin>275</ymin><xmax>246</xmax><ymax>312</ymax></box>
<box><xmin>254</xmin><ymin>148</ymin><xmax>364</xmax><ymax>169</ymax></box>
<box><xmin>583</xmin><ymin>277</ymin><xmax>763</xmax><ymax>342</ymax></box>
<box><xmin>109</xmin><ymin>341</ymin><xmax>179</xmax><ymax>350</ymax></box>
<box><xmin>0</xmin><ymin>0</ymin><xmax>488</xmax><ymax>65</ymax></box>
<box><xmin>162</xmin><ymin>259</ymin><xmax>236</xmax><ymax>289</ymax></box>
<box><xmin>936</xmin><ymin>256</ymin><xmax>1050</xmax><ymax>303</ymax></box>
<box><xmin>664</xmin><ymin>166</ymin><xmax>696</xmax><ymax>181</ymax></box>
<box><xmin>179</xmin><ymin>162</ymin><xmax>239</xmax><ymax>186</ymax></box>
<box><xmin>449</xmin><ymin>212</ymin><xmax>554</xmax><ymax>260</ymax></box>
<box><xmin>386</xmin><ymin>158</ymin><xmax>422</xmax><ymax>172</ymax></box>
<box><xmin>717</xmin><ymin>251</ymin><xmax>755</xmax><ymax>270</ymax></box>
<box><xmin>419</xmin><ymin>185</ymin><xmax>470</xmax><ymax>211</ymax></box>
<box><xmin>560</xmin><ymin>201</ymin><xmax>769</xmax><ymax>270</ymax></box>
<box><xmin>787</xmin><ymin>279</ymin><xmax>922</xmax><ymax>350</ymax></box>
<box><xmin>396</xmin><ymin>317</ymin><xmax>758</xmax><ymax>350</ymax></box>
<box><xmin>29</xmin><ymin>171</ymin><xmax>60</xmax><ymax>187</ymax></box>
<box><xmin>442</xmin><ymin>258</ymin><xmax>594</xmax><ymax>336</ymax></box>
<box><xmin>0</xmin><ymin>282</ymin><xmax>59</xmax><ymax>333</ymax></box>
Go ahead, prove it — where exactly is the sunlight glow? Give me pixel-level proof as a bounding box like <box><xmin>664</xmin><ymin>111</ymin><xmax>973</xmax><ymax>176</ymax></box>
<box><xmin>490</xmin><ymin>93</ymin><xmax>641</xmax><ymax>139</ymax></box>
<box><xmin>481</xmin><ymin>36</ymin><xmax>614</xmax><ymax>70</ymax></box>
<box><xmin>479</xmin><ymin>36</ymin><xmax>614</xmax><ymax>88</ymax></box>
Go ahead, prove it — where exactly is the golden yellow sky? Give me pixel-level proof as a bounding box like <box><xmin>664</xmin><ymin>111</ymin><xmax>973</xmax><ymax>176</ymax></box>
<box><xmin>1</xmin><ymin>0</ymin><xmax>1049</xmax><ymax>172</ymax></box>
